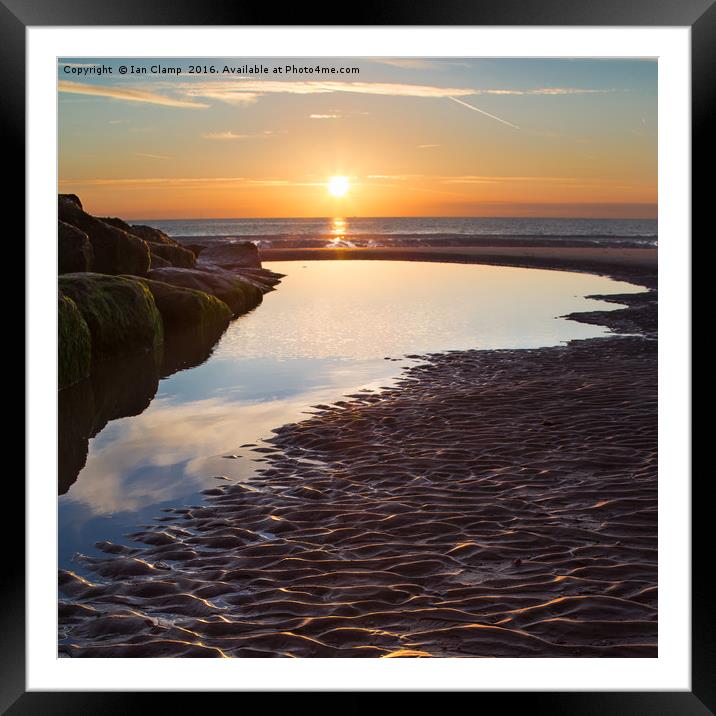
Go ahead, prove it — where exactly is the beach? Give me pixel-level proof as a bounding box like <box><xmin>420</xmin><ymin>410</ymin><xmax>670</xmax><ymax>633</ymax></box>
<box><xmin>260</xmin><ymin>245</ymin><xmax>657</xmax><ymax>280</ymax></box>
<box><xmin>59</xmin><ymin>245</ymin><xmax>657</xmax><ymax>658</ymax></box>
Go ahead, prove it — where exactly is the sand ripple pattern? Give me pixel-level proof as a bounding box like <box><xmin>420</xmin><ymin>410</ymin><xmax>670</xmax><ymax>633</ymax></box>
<box><xmin>60</xmin><ymin>325</ymin><xmax>656</xmax><ymax>657</ymax></box>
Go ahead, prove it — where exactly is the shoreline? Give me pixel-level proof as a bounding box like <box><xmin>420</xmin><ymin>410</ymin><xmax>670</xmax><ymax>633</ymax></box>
<box><xmin>59</xmin><ymin>251</ymin><xmax>657</xmax><ymax>658</ymax></box>
<box><xmin>259</xmin><ymin>246</ymin><xmax>657</xmax><ymax>288</ymax></box>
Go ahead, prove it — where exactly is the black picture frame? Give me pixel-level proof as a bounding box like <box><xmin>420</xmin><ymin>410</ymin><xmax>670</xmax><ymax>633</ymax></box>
<box><xmin>8</xmin><ymin>0</ymin><xmax>704</xmax><ymax>710</ymax></box>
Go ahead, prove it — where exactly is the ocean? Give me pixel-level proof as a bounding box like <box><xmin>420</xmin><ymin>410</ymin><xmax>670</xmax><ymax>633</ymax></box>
<box><xmin>138</xmin><ymin>216</ymin><xmax>657</xmax><ymax>249</ymax></box>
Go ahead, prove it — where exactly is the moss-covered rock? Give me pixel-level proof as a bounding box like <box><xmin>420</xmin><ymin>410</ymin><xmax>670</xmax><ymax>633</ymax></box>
<box><xmin>59</xmin><ymin>220</ymin><xmax>94</xmax><ymax>274</ymax></box>
<box><xmin>124</xmin><ymin>276</ymin><xmax>232</xmax><ymax>335</ymax></box>
<box><xmin>147</xmin><ymin>266</ymin><xmax>263</xmax><ymax>316</ymax></box>
<box><xmin>59</xmin><ymin>273</ymin><xmax>163</xmax><ymax>361</ymax></box>
<box><xmin>59</xmin><ymin>196</ymin><xmax>150</xmax><ymax>276</ymax></box>
<box><xmin>58</xmin><ymin>293</ymin><xmax>92</xmax><ymax>389</ymax></box>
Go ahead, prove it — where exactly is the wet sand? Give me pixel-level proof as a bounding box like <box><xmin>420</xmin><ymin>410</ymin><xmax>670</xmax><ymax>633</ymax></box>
<box><xmin>59</xmin><ymin>248</ymin><xmax>657</xmax><ymax>658</ymax></box>
<box><xmin>260</xmin><ymin>245</ymin><xmax>657</xmax><ymax>281</ymax></box>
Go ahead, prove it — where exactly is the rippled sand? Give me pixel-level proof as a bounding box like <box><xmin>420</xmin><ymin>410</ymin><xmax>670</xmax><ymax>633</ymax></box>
<box><xmin>59</xmin><ymin>278</ymin><xmax>657</xmax><ymax>658</ymax></box>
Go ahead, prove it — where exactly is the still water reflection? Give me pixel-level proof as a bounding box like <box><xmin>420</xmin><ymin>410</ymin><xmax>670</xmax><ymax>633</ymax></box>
<box><xmin>59</xmin><ymin>260</ymin><xmax>645</xmax><ymax>571</ymax></box>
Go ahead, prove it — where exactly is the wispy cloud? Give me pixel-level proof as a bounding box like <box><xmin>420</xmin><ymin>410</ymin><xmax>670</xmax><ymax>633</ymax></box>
<box><xmin>183</xmin><ymin>91</ymin><xmax>260</xmax><ymax>106</ymax></box>
<box><xmin>132</xmin><ymin>152</ymin><xmax>171</xmax><ymax>160</ymax></box>
<box><xmin>476</xmin><ymin>87</ymin><xmax>620</xmax><ymax>96</ymax></box>
<box><xmin>201</xmin><ymin>130</ymin><xmax>280</xmax><ymax>140</ymax></box>
<box><xmin>58</xmin><ymin>176</ymin><xmax>322</xmax><ymax>189</ymax></box>
<box><xmin>418</xmin><ymin>144</ymin><xmax>441</xmax><ymax>149</ymax></box>
<box><xmin>175</xmin><ymin>80</ymin><xmax>477</xmax><ymax>104</ymax></box>
<box><xmin>363</xmin><ymin>173</ymin><xmax>647</xmax><ymax>188</ymax></box>
<box><xmin>60</xmin><ymin>77</ymin><xmax>618</xmax><ymax>116</ymax></box>
<box><xmin>58</xmin><ymin>80</ymin><xmax>209</xmax><ymax>109</ymax></box>
<box><xmin>448</xmin><ymin>96</ymin><xmax>520</xmax><ymax>130</ymax></box>
<box><xmin>61</xmin><ymin>173</ymin><xmax>648</xmax><ymax>191</ymax></box>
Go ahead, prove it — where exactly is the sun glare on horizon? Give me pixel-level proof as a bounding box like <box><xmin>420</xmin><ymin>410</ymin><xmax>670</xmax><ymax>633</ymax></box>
<box><xmin>328</xmin><ymin>176</ymin><xmax>350</xmax><ymax>198</ymax></box>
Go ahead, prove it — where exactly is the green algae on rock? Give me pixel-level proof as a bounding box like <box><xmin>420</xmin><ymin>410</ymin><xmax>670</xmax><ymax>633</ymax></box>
<box><xmin>147</xmin><ymin>266</ymin><xmax>263</xmax><ymax>316</ymax></box>
<box><xmin>58</xmin><ymin>293</ymin><xmax>92</xmax><ymax>389</ymax></box>
<box><xmin>124</xmin><ymin>276</ymin><xmax>232</xmax><ymax>337</ymax></box>
<box><xmin>59</xmin><ymin>273</ymin><xmax>164</xmax><ymax>362</ymax></box>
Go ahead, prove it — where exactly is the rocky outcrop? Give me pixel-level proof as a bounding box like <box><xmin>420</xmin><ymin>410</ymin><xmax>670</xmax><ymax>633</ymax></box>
<box><xmin>61</xmin><ymin>194</ymin><xmax>83</xmax><ymax>209</ymax></box>
<box><xmin>56</xmin><ymin>192</ymin><xmax>282</xmax><ymax>467</ymax></box>
<box><xmin>59</xmin><ymin>221</ymin><xmax>93</xmax><ymax>274</ymax></box>
<box><xmin>99</xmin><ymin>216</ymin><xmax>135</xmax><ymax>234</ymax></box>
<box><xmin>195</xmin><ymin>241</ymin><xmax>260</xmax><ymax>269</ymax></box>
<box><xmin>149</xmin><ymin>242</ymin><xmax>196</xmax><ymax>268</ymax></box>
<box><xmin>101</xmin><ymin>218</ymin><xmax>172</xmax><ymax>246</ymax></box>
<box><xmin>59</xmin><ymin>273</ymin><xmax>163</xmax><ymax>362</ymax></box>
<box><xmin>127</xmin><ymin>224</ymin><xmax>176</xmax><ymax>246</ymax></box>
<box><xmin>149</xmin><ymin>252</ymin><xmax>171</xmax><ymax>269</ymax></box>
<box><xmin>56</xmin><ymin>195</ymin><xmax>284</xmax><ymax>494</ymax></box>
<box><xmin>58</xmin><ymin>293</ymin><xmax>91</xmax><ymax>389</ymax></box>
<box><xmin>125</xmin><ymin>276</ymin><xmax>232</xmax><ymax>336</ymax></box>
<box><xmin>59</xmin><ymin>196</ymin><xmax>150</xmax><ymax>276</ymax></box>
<box><xmin>147</xmin><ymin>266</ymin><xmax>263</xmax><ymax>316</ymax></box>
<box><xmin>184</xmin><ymin>243</ymin><xmax>206</xmax><ymax>257</ymax></box>
<box><xmin>100</xmin><ymin>217</ymin><xmax>196</xmax><ymax>268</ymax></box>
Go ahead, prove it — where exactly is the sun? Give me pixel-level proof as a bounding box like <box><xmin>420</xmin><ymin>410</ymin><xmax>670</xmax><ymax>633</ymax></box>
<box><xmin>327</xmin><ymin>176</ymin><xmax>350</xmax><ymax>198</ymax></box>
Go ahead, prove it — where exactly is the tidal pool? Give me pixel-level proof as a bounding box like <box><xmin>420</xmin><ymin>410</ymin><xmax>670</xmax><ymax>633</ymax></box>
<box><xmin>59</xmin><ymin>260</ymin><xmax>645</xmax><ymax>571</ymax></box>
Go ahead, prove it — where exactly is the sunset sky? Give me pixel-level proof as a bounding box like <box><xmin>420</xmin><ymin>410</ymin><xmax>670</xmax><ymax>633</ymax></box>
<box><xmin>58</xmin><ymin>58</ymin><xmax>657</xmax><ymax>219</ymax></box>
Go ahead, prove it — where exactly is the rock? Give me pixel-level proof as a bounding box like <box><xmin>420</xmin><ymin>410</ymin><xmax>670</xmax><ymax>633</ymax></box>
<box><xmin>184</xmin><ymin>243</ymin><xmax>206</xmax><ymax>257</ymax></box>
<box><xmin>100</xmin><ymin>216</ymin><xmax>135</xmax><ymax>233</ymax></box>
<box><xmin>100</xmin><ymin>218</ymin><xmax>195</xmax><ymax>267</ymax></box>
<box><xmin>125</xmin><ymin>276</ymin><xmax>232</xmax><ymax>336</ymax></box>
<box><xmin>149</xmin><ymin>242</ymin><xmax>196</xmax><ymax>268</ymax></box>
<box><xmin>128</xmin><ymin>224</ymin><xmax>176</xmax><ymax>246</ymax></box>
<box><xmin>225</xmin><ymin>267</ymin><xmax>284</xmax><ymax>293</ymax></box>
<box><xmin>60</xmin><ymin>193</ymin><xmax>83</xmax><ymax>209</ymax></box>
<box><xmin>59</xmin><ymin>196</ymin><xmax>150</xmax><ymax>275</ymax></box>
<box><xmin>59</xmin><ymin>273</ymin><xmax>163</xmax><ymax>361</ymax></box>
<box><xmin>58</xmin><ymin>293</ymin><xmax>91</xmax><ymax>389</ymax></box>
<box><xmin>103</xmin><ymin>219</ymin><xmax>176</xmax><ymax>247</ymax></box>
<box><xmin>195</xmin><ymin>241</ymin><xmax>260</xmax><ymax>269</ymax></box>
<box><xmin>149</xmin><ymin>252</ymin><xmax>172</xmax><ymax>269</ymax></box>
<box><xmin>59</xmin><ymin>221</ymin><xmax>93</xmax><ymax>274</ymax></box>
<box><xmin>147</xmin><ymin>266</ymin><xmax>262</xmax><ymax>316</ymax></box>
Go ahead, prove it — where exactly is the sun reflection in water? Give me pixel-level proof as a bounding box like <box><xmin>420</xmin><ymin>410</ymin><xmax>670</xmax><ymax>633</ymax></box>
<box><xmin>327</xmin><ymin>217</ymin><xmax>354</xmax><ymax>248</ymax></box>
<box><xmin>331</xmin><ymin>217</ymin><xmax>347</xmax><ymax>236</ymax></box>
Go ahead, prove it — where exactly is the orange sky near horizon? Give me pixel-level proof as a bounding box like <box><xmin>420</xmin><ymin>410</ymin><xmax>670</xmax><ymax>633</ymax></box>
<box><xmin>58</xmin><ymin>58</ymin><xmax>657</xmax><ymax>220</ymax></box>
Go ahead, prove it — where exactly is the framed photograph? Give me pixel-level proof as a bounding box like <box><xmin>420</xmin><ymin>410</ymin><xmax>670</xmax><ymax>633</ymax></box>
<box><xmin>12</xmin><ymin>0</ymin><xmax>703</xmax><ymax>710</ymax></box>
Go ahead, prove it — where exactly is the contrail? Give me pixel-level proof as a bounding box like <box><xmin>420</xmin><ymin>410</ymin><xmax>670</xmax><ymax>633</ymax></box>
<box><xmin>448</xmin><ymin>96</ymin><xmax>520</xmax><ymax>130</ymax></box>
